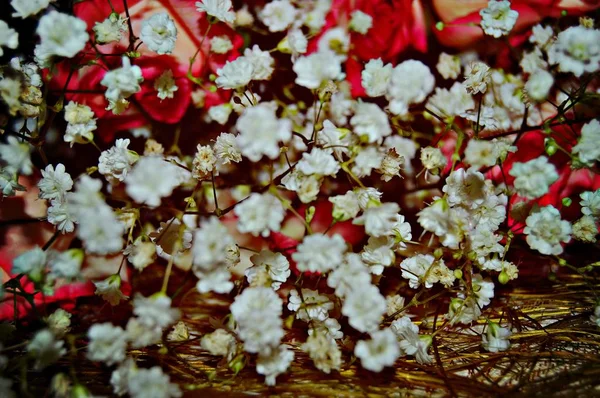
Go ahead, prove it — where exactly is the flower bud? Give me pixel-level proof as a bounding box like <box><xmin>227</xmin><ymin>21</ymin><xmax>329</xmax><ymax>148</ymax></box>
<box><xmin>498</xmin><ymin>271</ymin><xmax>510</xmax><ymax>284</ymax></box>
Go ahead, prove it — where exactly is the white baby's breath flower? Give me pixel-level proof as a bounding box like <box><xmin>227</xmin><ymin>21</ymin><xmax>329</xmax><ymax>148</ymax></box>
<box><xmin>214</xmin><ymin>132</ymin><xmax>242</xmax><ymax>164</ymax></box>
<box><xmin>547</xmin><ymin>26</ymin><xmax>600</xmax><ymax>77</ymax></box>
<box><xmin>509</xmin><ymin>156</ymin><xmax>558</xmax><ymax>199</ymax></box>
<box><xmin>210</xmin><ymin>36</ymin><xmax>233</xmax><ymax>54</ymax></box>
<box><xmin>260</xmin><ymin>0</ymin><xmax>297</xmax><ymax>32</ymax></box>
<box><xmin>128</xmin><ymin>366</ymin><xmax>182</xmax><ymax>398</ymax></box>
<box><xmin>288</xmin><ymin>289</ymin><xmax>333</xmax><ymax>322</ymax></box>
<box><xmin>530</xmin><ymin>24</ymin><xmax>554</xmax><ymax>48</ymax></box>
<box><xmin>297</xmin><ymin>148</ymin><xmax>340</xmax><ymax>176</ymax></box>
<box><xmin>94</xmin><ymin>274</ymin><xmax>128</xmax><ymax>306</ymax></box>
<box><xmin>292</xmin><ymin>233</ymin><xmax>347</xmax><ymax>273</ymax></box>
<box><xmin>361</xmin><ymin>58</ymin><xmax>393</xmax><ymax>97</ymax></box>
<box><xmin>11</xmin><ymin>0</ymin><xmax>52</xmax><ymax>18</ymax></box>
<box><xmin>101</xmin><ymin>57</ymin><xmax>144</xmax><ymax>104</ymax></box>
<box><xmin>192</xmin><ymin>144</ymin><xmax>216</xmax><ymax>180</ymax></box>
<box><xmin>195</xmin><ymin>0</ymin><xmax>235</xmax><ymax>24</ymax></box>
<box><xmin>125</xmin><ymin>156</ymin><xmax>183</xmax><ymax>207</ymax></box>
<box><xmin>94</xmin><ymin>13</ymin><xmax>128</xmax><ymax>44</ymax></box>
<box><xmin>387</xmin><ymin>60</ymin><xmax>435</xmax><ymax>116</ymax></box>
<box><xmin>48</xmin><ymin>248</ymin><xmax>83</xmax><ymax>279</ymax></box>
<box><xmin>350</xmin><ymin>101</ymin><xmax>392</xmax><ymax>143</ymax></box>
<box><xmin>201</xmin><ymin>329</ymin><xmax>236</xmax><ymax>358</ymax></box>
<box><xmin>12</xmin><ymin>246</ymin><xmax>46</xmax><ymax>280</ymax></box>
<box><xmin>257</xmin><ymin>345</ymin><xmax>294</xmax><ymax>386</ymax></box>
<box><xmin>524</xmin><ymin>206</ymin><xmax>572</xmax><ymax>255</ymax></box>
<box><xmin>46</xmin><ymin>308</ymin><xmax>72</xmax><ymax>337</ymax></box>
<box><xmin>464</xmin><ymin>62</ymin><xmax>491</xmax><ymax>94</ymax></box>
<box><xmin>525</xmin><ymin>69</ymin><xmax>554</xmax><ymax>102</ymax></box>
<box><xmin>353</xmin><ymin>202</ymin><xmax>400</xmax><ymax>238</ymax></box>
<box><xmin>400</xmin><ymin>254</ymin><xmax>435</xmax><ymax>289</ymax></box>
<box><xmin>87</xmin><ymin>323</ymin><xmax>128</xmax><ymax>365</ymax></box>
<box><xmin>327</xmin><ymin>253</ymin><xmax>371</xmax><ymax>297</ymax></box>
<box><xmin>36</xmin><ymin>11</ymin><xmax>88</xmax><ymax>60</ymax></box>
<box><xmin>234</xmin><ymin>192</ymin><xmax>285</xmax><ymax>237</ymax></box>
<box><xmin>482</xmin><ymin>322</ymin><xmax>511</xmax><ymax>352</ymax></box>
<box><xmin>479</xmin><ymin>0</ymin><xmax>519</xmax><ymax>38</ymax></box>
<box><xmin>0</xmin><ymin>22</ymin><xmax>18</xmax><ymax>57</ymax></box>
<box><xmin>236</xmin><ymin>103</ymin><xmax>292</xmax><ymax>161</ymax></box>
<box><xmin>154</xmin><ymin>70</ymin><xmax>178</xmax><ymax>100</ymax></box>
<box><xmin>38</xmin><ymin>163</ymin><xmax>73</xmax><ymax>200</ymax></box>
<box><xmin>244</xmin><ymin>45</ymin><xmax>274</xmax><ymax>81</ymax></box>
<box><xmin>349</xmin><ymin>10</ymin><xmax>372</xmax><ymax>34</ymax></box>
<box><xmin>572</xmin><ymin>119</ymin><xmax>600</xmax><ymax>167</ymax></box>
<box><xmin>342</xmin><ymin>283</ymin><xmax>386</xmax><ymax>333</ymax></box>
<box><xmin>246</xmin><ymin>250</ymin><xmax>290</xmax><ymax>290</ymax></box>
<box><xmin>355</xmin><ymin>328</ymin><xmax>400</xmax><ymax>372</ymax></box>
<box><xmin>141</xmin><ymin>13</ymin><xmax>177</xmax><ymax>54</ymax></box>
<box><xmin>27</xmin><ymin>329</ymin><xmax>66</xmax><ymax>370</ymax></box>
<box><xmin>99</xmin><ymin>139</ymin><xmax>138</xmax><ymax>184</ymax></box>
<box><xmin>580</xmin><ymin>189</ymin><xmax>600</xmax><ymax>219</ymax></box>
<box><xmin>293</xmin><ymin>51</ymin><xmax>344</xmax><ymax>89</ymax></box>
<box><xmin>0</xmin><ymin>136</ymin><xmax>33</xmax><ymax>175</ymax></box>
<box><xmin>437</xmin><ymin>52</ymin><xmax>461</xmax><ymax>80</ymax></box>
<box><xmin>329</xmin><ymin>190</ymin><xmax>360</xmax><ymax>222</ymax></box>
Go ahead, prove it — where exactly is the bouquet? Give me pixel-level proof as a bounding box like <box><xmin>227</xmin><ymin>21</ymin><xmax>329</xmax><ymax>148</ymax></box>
<box><xmin>1</xmin><ymin>0</ymin><xmax>599</xmax><ymax>396</ymax></box>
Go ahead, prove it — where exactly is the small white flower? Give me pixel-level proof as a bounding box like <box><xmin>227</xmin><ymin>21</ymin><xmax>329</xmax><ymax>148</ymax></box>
<box><xmin>0</xmin><ymin>136</ymin><xmax>33</xmax><ymax>175</ymax></box>
<box><xmin>244</xmin><ymin>45</ymin><xmax>274</xmax><ymax>80</ymax></box>
<box><xmin>400</xmin><ymin>254</ymin><xmax>435</xmax><ymax>289</ymax></box>
<box><xmin>463</xmin><ymin>62</ymin><xmax>491</xmax><ymax>94</ymax></box>
<box><xmin>141</xmin><ymin>13</ymin><xmax>177</xmax><ymax>54</ymax></box>
<box><xmin>391</xmin><ymin>316</ymin><xmax>433</xmax><ymax>364</ymax></box>
<box><xmin>87</xmin><ymin>323</ymin><xmax>128</xmax><ymax>365</ymax></box>
<box><xmin>125</xmin><ymin>156</ymin><xmax>183</xmax><ymax>207</ymax></box>
<box><xmin>48</xmin><ymin>248</ymin><xmax>83</xmax><ymax>279</ymax></box>
<box><xmin>94</xmin><ymin>13</ymin><xmax>128</xmax><ymax>44</ymax></box>
<box><xmin>35</xmin><ymin>11</ymin><xmax>88</xmax><ymax>59</ymax></box>
<box><xmin>46</xmin><ymin>308</ymin><xmax>72</xmax><ymax>337</ymax></box>
<box><xmin>361</xmin><ymin>58</ymin><xmax>393</xmax><ymax>97</ymax></box>
<box><xmin>0</xmin><ymin>168</ymin><xmax>24</xmax><ymax>198</ymax></box>
<box><xmin>420</xmin><ymin>146</ymin><xmax>447</xmax><ymax>175</ymax></box>
<box><xmin>215</xmin><ymin>56</ymin><xmax>254</xmax><ymax>90</ymax></box>
<box><xmin>327</xmin><ymin>253</ymin><xmax>371</xmax><ymax>297</ymax></box>
<box><xmin>207</xmin><ymin>103</ymin><xmax>232</xmax><ymax>125</ymax></box>
<box><xmin>573</xmin><ymin>119</ymin><xmax>600</xmax><ymax>167</ymax></box>
<box><xmin>94</xmin><ymin>274</ymin><xmax>128</xmax><ymax>306</ymax></box>
<box><xmin>128</xmin><ymin>366</ymin><xmax>182</xmax><ymax>398</ymax></box>
<box><xmin>580</xmin><ymin>189</ymin><xmax>600</xmax><ymax>219</ymax></box>
<box><xmin>257</xmin><ymin>345</ymin><xmax>294</xmax><ymax>386</ymax></box>
<box><xmin>547</xmin><ymin>26</ymin><xmax>600</xmax><ymax>77</ymax></box>
<box><xmin>133</xmin><ymin>294</ymin><xmax>181</xmax><ymax>330</ymax></box>
<box><xmin>479</xmin><ymin>0</ymin><xmax>519</xmax><ymax>38</ymax></box>
<box><xmin>525</xmin><ymin>69</ymin><xmax>554</xmax><ymax>102</ymax></box>
<box><xmin>442</xmin><ymin>168</ymin><xmax>488</xmax><ymax>209</ymax></box>
<box><xmin>472</xmin><ymin>274</ymin><xmax>495</xmax><ymax>308</ymax></box>
<box><xmin>520</xmin><ymin>47</ymin><xmax>548</xmax><ymax>74</ymax></box>
<box><xmin>236</xmin><ymin>103</ymin><xmax>292</xmax><ymax>161</ymax></box>
<box><xmin>355</xmin><ymin>187</ymin><xmax>383</xmax><ymax>210</ymax></box>
<box><xmin>318</xmin><ymin>27</ymin><xmax>350</xmax><ymax>59</ymax></box>
<box><xmin>436</xmin><ymin>52</ymin><xmax>461</xmax><ymax>80</ymax></box>
<box><xmin>260</xmin><ymin>0</ymin><xmax>297</xmax><ymax>32</ymax></box>
<box><xmin>246</xmin><ymin>250</ymin><xmax>290</xmax><ymax>290</ymax></box>
<box><xmin>292</xmin><ymin>233</ymin><xmax>347</xmax><ymax>273</ymax></box>
<box><xmin>196</xmin><ymin>268</ymin><xmax>233</xmax><ymax>294</ymax></box>
<box><xmin>349</xmin><ymin>10</ymin><xmax>372</xmax><ymax>34</ymax></box>
<box><xmin>192</xmin><ymin>144</ymin><xmax>216</xmax><ymax>180</ymax></box>
<box><xmin>329</xmin><ymin>190</ymin><xmax>360</xmax><ymax>222</ymax></box>
<box><xmin>126</xmin><ymin>241</ymin><xmax>156</xmax><ymax>270</ymax></box>
<box><xmin>101</xmin><ymin>57</ymin><xmax>144</xmax><ymax>104</ymax></box>
<box><xmin>286</xmin><ymin>29</ymin><xmax>307</xmax><ymax>57</ymax></box>
<box><xmin>234</xmin><ymin>192</ymin><xmax>285</xmax><ymax>237</ymax></box>
<box><xmin>342</xmin><ymin>284</ymin><xmax>386</xmax><ymax>333</ymax></box>
<box><xmin>355</xmin><ymin>328</ymin><xmax>400</xmax><ymax>372</ymax></box>
<box><xmin>0</xmin><ymin>21</ymin><xmax>18</xmax><ymax>57</ymax></box>
<box><xmin>297</xmin><ymin>148</ymin><xmax>340</xmax><ymax>176</ymax></box>
<box><xmin>524</xmin><ymin>206</ymin><xmax>572</xmax><ymax>255</ymax></box>
<box><xmin>210</xmin><ymin>35</ymin><xmax>233</xmax><ymax>54</ymax></box>
<box><xmin>302</xmin><ymin>332</ymin><xmax>342</xmax><ymax>374</ymax></box>
<box><xmin>154</xmin><ymin>69</ymin><xmax>179</xmax><ymax>100</ymax></box>
<box><xmin>509</xmin><ymin>156</ymin><xmax>558</xmax><ymax>199</ymax></box>
<box><xmin>361</xmin><ymin>236</ymin><xmax>395</xmax><ymax>275</ymax></box>
<box><xmin>110</xmin><ymin>358</ymin><xmax>136</xmax><ymax>396</ymax></box>
<box><xmin>352</xmin><ymin>146</ymin><xmax>384</xmax><ymax>178</ymax></box>
<box><xmin>353</xmin><ymin>202</ymin><xmax>401</xmax><ymax>238</ymax></box>
<box><xmin>192</xmin><ymin>217</ymin><xmax>235</xmax><ymax>270</ymax></box>
<box><xmin>27</xmin><ymin>329</ymin><xmax>66</xmax><ymax>370</ymax></box>
<box><xmin>201</xmin><ymin>329</ymin><xmax>237</xmax><ymax>358</ymax></box>
<box><xmin>214</xmin><ymin>132</ymin><xmax>242</xmax><ymax>164</ymax></box>
<box><xmin>11</xmin><ymin>0</ymin><xmax>51</xmax><ymax>18</ymax></box>
<box><xmin>530</xmin><ymin>24</ymin><xmax>554</xmax><ymax>48</ymax></box>
<box><xmin>387</xmin><ymin>60</ymin><xmax>435</xmax><ymax>116</ymax></box>
<box><xmin>350</xmin><ymin>101</ymin><xmax>392</xmax><ymax>143</ymax></box>
<box><xmin>482</xmin><ymin>322</ymin><xmax>511</xmax><ymax>352</ymax></box>
<box><xmin>195</xmin><ymin>0</ymin><xmax>235</xmax><ymax>24</ymax></box>
<box><xmin>99</xmin><ymin>138</ymin><xmax>138</xmax><ymax>184</ymax></box>
<box><xmin>12</xmin><ymin>246</ymin><xmax>46</xmax><ymax>280</ymax></box>
<box><xmin>293</xmin><ymin>51</ymin><xmax>344</xmax><ymax>89</ymax></box>
<box><xmin>288</xmin><ymin>289</ymin><xmax>333</xmax><ymax>322</ymax></box>
<box><xmin>38</xmin><ymin>163</ymin><xmax>73</xmax><ymax>200</ymax></box>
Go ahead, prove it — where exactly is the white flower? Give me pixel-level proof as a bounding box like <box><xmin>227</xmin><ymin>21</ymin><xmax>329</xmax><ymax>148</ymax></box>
<box><xmin>141</xmin><ymin>13</ymin><xmax>177</xmax><ymax>54</ymax></box>
<box><xmin>464</xmin><ymin>62</ymin><xmax>491</xmax><ymax>94</ymax></box>
<box><xmin>236</xmin><ymin>103</ymin><xmax>292</xmax><ymax>161</ymax></box>
<box><xmin>524</xmin><ymin>206</ymin><xmax>572</xmax><ymax>255</ymax></box>
<box><xmin>530</xmin><ymin>24</ymin><xmax>554</xmax><ymax>47</ymax></box>
<box><xmin>48</xmin><ymin>249</ymin><xmax>83</xmax><ymax>279</ymax></box>
<box><xmin>573</xmin><ymin>119</ymin><xmax>600</xmax><ymax>167</ymax></box>
<box><xmin>342</xmin><ymin>284</ymin><xmax>386</xmax><ymax>333</ymax></box>
<box><xmin>0</xmin><ymin>136</ymin><xmax>33</xmax><ymax>175</ymax></box>
<box><xmin>355</xmin><ymin>187</ymin><xmax>383</xmax><ymax>210</ymax></box>
<box><xmin>302</xmin><ymin>332</ymin><xmax>342</xmax><ymax>374</ymax></box>
<box><xmin>210</xmin><ymin>35</ymin><xmax>233</xmax><ymax>54</ymax></box>
<box><xmin>391</xmin><ymin>316</ymin><xmax>433</xmax><ymax>364</ymax></box>
<box><xmin>126</xmin><ymin>241</ymin><xmax>156</xmax><ymax>270</ymax></box>
<box><xmin>293</xmin><ymin>51</ymin><xmax>344</xmax><ymax>89</ymax></box>
<box><xmin>246</xmin><ymin>250</ymin><xmax>290</xmax><ymax>290</ymax></box>
<box><xmin>355</xmin><ymin>329</ymin><xmax>400</xmax><ymax>372</ymax></box>
<box><xmin>509</xmin><ymin>156</ymin><xmax>558</xmax><ymax>199</ymax></box>
<box><xmin>94</xmin><ymin>13</ymin><xmax>128</xmax><ymax>44</ymax></box>
<box><xmin>36</xmin><ymin>11</ymin><xmax>88</xmax><ymax>59</ymax></box>
<box><xmin>327</xmin><ymin>253</ymin><xmax>371</xmax><ymax>297</ymax></box>
<box><xmin>352</xmin><ymin>146</ymin><xmax>384</xmax><ymax>178</ymax></box>
<box><xmin>99</xmin><ymin>139</ymin><xmax>137</xmax><ymax>184</ymax></box>
<box><xmin>400</xmin><ymin>254</ymin><xmax>435</xmax><ymax>289</ymax></box>
<box><xmin>472</xmin><ymin>274</ymin><xmax>495</xmax><ymax>308</ymax></box>
<box><xmin>292</xmin><ymin>233</ymin><xmax>346</xmax><ymax>273</ymax></box>
<box><xmin>201</xmin><ymin>329</ymin><xmax>236</xmax><ymax>358</ymax></box>
<box><xmin>207</xmin><ymin>103</ymin><xmax>232</xmax><ymax>125</ymax></box>
<box><xmin>87</xmin><ymin>323</ymin><xmax>128</xmax><ymax>365</ymax></box>
<box><xmin>288</xmin><ymin>289</ymin><xmax>333</xmax><ymax>322</ymax></box>
<box><xmin>520</xmin><ymin>47</ymin><xmax>548</xmax><ymax>74</ymax></box>
<box><xmin>196</xmin><ymin>268</ymin><xmax>233</xmax><ymax>294</ymax></box>
<box><xmin>436</xmin><ymin>52</ymin><xmax>461</xmax><ymax>80</ymax></box>
<box><xmin>387</xmin><ymin>60</ymin><xmax>435</xmax><ymax>116</ymax></box>
<box><xmin>215</xmin><ymin>56</ymin><xmax>254</xmax><ymax>90</ymax></box>
<box><xmin>464</xmin><ymin>139</ymin><xmax>512</xmax><ymax>168</ymax></box>
<box><xmin>260</xmin><ymin>0</ymin><xmax>297</xmax><ymax>32</ymax></box>
<box><xmin>27</xmin><ymin>329</ymin><xmax>66</xmax><ymax>370</ymax></box>
<box><xmin>548</xmin><ymin>26</ymin><xmax>600</xmax><ymax>77</ymax></box>
<box><xmin>361</xmin><ymin>236</ymin><xmax>395</xmax><ymax>275</ymax></box>
<box><xmin>195</xmin><ymin>0</ymin><xmax>235</xmax><ymax>24</ymax></box>
<box><xmin>318</xmin><ymin>27</ymin><xmax>350</xmax><ymax>59</ymax></box>
<box><xmin>38</xmin><ymin>163</ymin><xmax>73</xmax><ymax>200</ymax></box>
<box><xmin>191</xmin><ymin>144</ymin><xmax>216</xmax><ymax>180</ymax></box>
<box><xmin>580</xmin><ymin>189</ymin><xmax>600</xmax><ymax>218</ymax></box>
<box><xmin>133</xmin><ymin>294</ymin><xmax>181</xmax><ymax>330</ymax></box>
<box><xmin>420</xmin><ymin>146</ymin><xmax>447</xmax><ymax>175</ymax></box>
<box><xmin>230</xmin><ymin>287</ymin><xmax>284</xmax><ymax>354</ymax></box>
<box><xmin>234</xmin><ymin>192</ymin><xmax>284</xmax><ymax>237</ymax></box>
<box><xmin>353</xmin><ymin>202</ymin><xmax>400</xmax><ymax>238</ymax></box>
<box><xmin>63</xmin><ymin>101</ymin><xmax>97</xmax><ymax>145</ymax></box>
<box><xmin>94</xmin><ymin>274</ymin><xmax>128</xmax><ymax>306</ymax></box>
<box><xmin>349</xmin><ymin>10</ymin><xmax>372</xmax><ymax>34</ymax></box>
<box><xmin>479</xmin><ymin>0</ymin><xmax>519</xmax><ymax>38</ymax></box>
<box><xmin>257</xmin><ymin>345</ymin><xmax>294</xmax><ymax>386</ymax></box>
<box><xmin>110</xmin><ymin>358</ymin><xmax>136</xmax><ymax>396</ymax></box>
<box><xmin>214</xmin><ymin>132</ymin><xmax>241</xmax><ymax>164</ymax></box>
<box><xmin>0</xmin><ymin>21</ymin><xmax>18</xmax><ymax>57</ymax></box>
<box><xmin>244</xmin><ymin>45</ymin><xmax>274</xmax><ymax>80</ymax></box>
<box><xmin>361</xmin><ymin>58</ymin><xmax>393</xmax><ymax>97</ymax></box>
<box><xmin>101</xmin><ymin>57</ymin><xmax>144</xmax><ymax>104</ymax></box>
<box><xmin>297</xmin><ymin>148</ymin><xmax>340</xmax><ymax>176</ymax></box>
<box><xmin>482</xmin><ymin>322</ymin><xmax>511</xmax><ymax>352</ymax></box>
<box><xmin>0</xmin><ymin>77</ymin><xmax>22</xmax><ymax>115</ymax></box>
<box><xmin>75</xmin><ymin>204</ymin><xmax>124</xmax><ymax>254</ymax></box>
<box><xmin>11</xmin><ymin>0</ymin><xmax>51</xmax><ymax>18</ymax></box>
<box><xmin>443</xmin><ymin>168</ymin><xmax>488</xmax><ymax>208</ymax></box>
<box><xmin>46</xmin><ymin>308</ymin><xmax>72</xmax><ymax>337</ymax></box>
<box><xmin>0</xmin><ymin>168</ymin><xmax>24</xmax><ymax>197</ymax></box>
<box><xmin>125</xmin><ymin>156</ymin><xmax>182</xmax><ymax>207</ymax></box>
<box><xmin>350</xmin><ymin>101</ymin><xmax>392</xmax><ymax>143</ymax></box>
<box><xmin>286</xmin><ymin>29</ymin><xmax>307</xmax><ymax>57</ymax></box>
<box><xmin>154</xmin><ymin>69</ymin><xmax>178</xmax><ymax>100</ymax></box>
<box><xmin>12</xmin><ymin>246</ymin><xmax>46</xmax><ymax>280</ymax></box>
<box><xmin>192</xmin><ymin>217</ymin><xmax>235</xmax><ymax>270</ymax></box>
<box><xmin>329</xmin><ymin>190</ymin><xmax>360</xmax><ymax>222</ymax></box>
<box><xmin>426</xmin><ymin>82</ymin><xmax>475</xmax><ymax>120</ymax></box>
<box><xmin>525</xmin><ymin>69</ymin><xmax>554</xmax><ymax>102</ymax></box>
<box><xmin>128</xmin><ymin>366</ymin><xmax>182</xmax><ymax>398</ymax></box>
